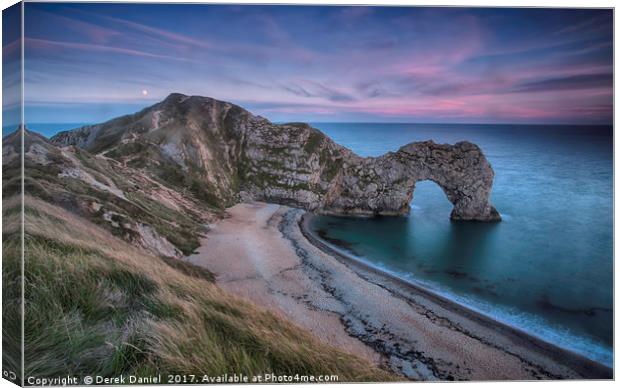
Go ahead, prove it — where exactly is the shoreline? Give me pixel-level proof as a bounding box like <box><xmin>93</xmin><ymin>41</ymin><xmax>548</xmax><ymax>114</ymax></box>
<box><xmin>187</xmin><ymin>202</ymin><xmax>612</xmax><ymax>380</ymax></box>
<box><xmin>299</xmin><ymin>212</ymin><xmax>613</xmax><ymax>379</ymax></box>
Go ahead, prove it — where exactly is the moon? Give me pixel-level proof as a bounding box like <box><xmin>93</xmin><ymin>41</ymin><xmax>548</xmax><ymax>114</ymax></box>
<box><xmin>142</xmin><ymin>89</ymin><xmax>149</xmax><ymax>96</ymax></box>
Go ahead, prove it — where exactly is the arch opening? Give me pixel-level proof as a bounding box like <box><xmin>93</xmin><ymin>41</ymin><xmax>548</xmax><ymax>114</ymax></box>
<box><xmin>408</xmin><ymin>180</ymin><xmax>453</xmax><ymax>219</ymax></box>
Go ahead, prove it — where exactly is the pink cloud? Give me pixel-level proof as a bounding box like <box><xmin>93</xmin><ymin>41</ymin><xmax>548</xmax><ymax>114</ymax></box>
<box><xmin>2</xmin><ymin>39</ymin><xmax>21</xmax><ymax>56</ymax></box>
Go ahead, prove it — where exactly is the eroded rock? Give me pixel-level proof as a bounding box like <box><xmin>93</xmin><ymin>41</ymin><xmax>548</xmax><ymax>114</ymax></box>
<box><xmin>52</xmin><ymin>93</ymin><xmax>500</xmax><ymax>222</ymax></box>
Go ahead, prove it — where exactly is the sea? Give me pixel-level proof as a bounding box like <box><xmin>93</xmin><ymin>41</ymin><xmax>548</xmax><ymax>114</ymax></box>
<box><xmin>307</xmin><ymin>123</ymin><xmax>613</xmax><ymax>367</ymax></box>
<box><xmin>8</xmin><ymin>122</ymin><xmax>614</xmax><ymax>367</ymax></box>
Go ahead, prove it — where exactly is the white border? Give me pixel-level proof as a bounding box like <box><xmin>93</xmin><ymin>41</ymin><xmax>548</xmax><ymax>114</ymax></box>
<box><xmin>0</xmin><ymin>1</ymin><xmax>616</xmax><ymax>388</ymax></box>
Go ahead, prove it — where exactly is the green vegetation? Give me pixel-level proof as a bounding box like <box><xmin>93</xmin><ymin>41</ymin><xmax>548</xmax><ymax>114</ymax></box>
<box><xmin>282</xmin><ymin>122</ymin><xmax>310</xmax><ymax>128</ymax></box>
<box><xmin>102</xmin><ymin>139</ymin><xmax>232</xmax><ymax>211</ymax></box>
<box><xmin>2</xmin><ymin>234</ymin><xmax>22</xmax><ymax>385</ymax></box>
<box><xmin>18</xmin><ymin>197</ymin><xmax>394</xmax><ymax>382</ymax></box>
<box><xmin>188</xmin><ymin>179</ymin><xmax>226</xmax><ymax>210</ymax></box>
<box><xmin>303</xmin><ymin>131</ymin><xmax>324</xmax><ymax>154</ymax></box>
<box><xmin>6</xmin><ymin>133</ymin><xmax>212</xmax><ymax>256</ymax></box>
<box><xmin>124</xmin><ymin>191</ymin><xmax>206</xmax><ymax>255</ymax></box>
<box><xmin>247</xmin><ymin>168</ymin><xmax>313</xmax><ymax>192</ymax></box>
<box><xmin>104</xmin><ymin>141</ymin><xmax>146</xmax><ymax>161</ymax></box>
<box><xmin>319</xmin><ymin>147</ymin><xmax>343</xmax><ymax>182</ymax></box>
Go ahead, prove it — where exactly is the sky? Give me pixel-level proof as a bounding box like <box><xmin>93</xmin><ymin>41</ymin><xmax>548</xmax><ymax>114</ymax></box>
<box><xmin>3</xmin><ymin>3</ymin><xmax>614</xmax><ymax>126</ymax></box>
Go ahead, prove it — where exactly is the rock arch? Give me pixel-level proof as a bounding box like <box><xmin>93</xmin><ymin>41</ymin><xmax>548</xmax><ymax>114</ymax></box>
<box><xmin>318</xmin><ymin>141</ymin><xmax>501</xmax><ymax>222</ymax></box>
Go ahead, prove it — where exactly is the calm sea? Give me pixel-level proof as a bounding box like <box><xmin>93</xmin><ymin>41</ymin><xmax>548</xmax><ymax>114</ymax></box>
<box><xmin>308</xmin><ymin>123</ymin><xmax>613</xmax><ymax>367</ymax></box>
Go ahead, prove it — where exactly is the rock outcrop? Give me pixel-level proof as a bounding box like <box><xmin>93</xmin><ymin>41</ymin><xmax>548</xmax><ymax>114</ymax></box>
<box><xmin>318</xmin><ymin>141</ymin><xmax>500</xmax><ymax>221</ymax></box>
<box><xmin>4</xmin><ymin>128</ymin><xmax>214</xmax><ymax>258</ymax></box>
<box><xmin>52</xmin><ymin>93</ymin><xmax>500</xmax><ymax>221</ymax></box>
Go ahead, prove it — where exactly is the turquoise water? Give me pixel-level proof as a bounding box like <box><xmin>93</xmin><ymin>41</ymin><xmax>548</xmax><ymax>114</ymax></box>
<box><xmin>308</xmin><ymin>123</ymin><xmax>613</xmax><ymax>367</ymax></box>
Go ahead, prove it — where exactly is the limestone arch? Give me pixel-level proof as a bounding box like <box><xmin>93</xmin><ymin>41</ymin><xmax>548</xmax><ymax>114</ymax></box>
<box><xmin>318</xmin><ymin>140</ymin><xmax>501</xmax><ymax>222</ymax></box>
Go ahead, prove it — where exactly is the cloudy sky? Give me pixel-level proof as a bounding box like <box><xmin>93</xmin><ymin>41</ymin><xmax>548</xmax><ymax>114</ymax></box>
<box><xmin>8</xmin><ymin>3</ymin><xmax>615</xmax><ymax>125</ymax></box>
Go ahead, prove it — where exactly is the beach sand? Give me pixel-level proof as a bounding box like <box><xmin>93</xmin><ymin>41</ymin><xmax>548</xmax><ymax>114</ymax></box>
<box><xmin>186</xmin><ymin>202</ymin><xmax>612</xmax><ymax>381</ymax></box>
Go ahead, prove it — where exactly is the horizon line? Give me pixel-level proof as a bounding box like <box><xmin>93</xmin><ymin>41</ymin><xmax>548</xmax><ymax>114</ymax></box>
<box><xmin>12</xmin><ymin>121</ymin><xmax>615</xmax><ymax>127</ymax></box>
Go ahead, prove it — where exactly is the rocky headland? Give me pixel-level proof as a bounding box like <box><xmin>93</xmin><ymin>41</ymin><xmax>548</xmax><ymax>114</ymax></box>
<box><xmin>52</xmin><ymin>93</ymin><xmax>500</xmax><ymax>222</ymax></box>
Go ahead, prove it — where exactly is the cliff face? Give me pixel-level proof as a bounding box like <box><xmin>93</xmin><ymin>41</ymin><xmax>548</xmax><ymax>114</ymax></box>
<box><xmin>52</xmin><ymin>93</ymin><xmax>500</xmax><ymax>222</ymax></box>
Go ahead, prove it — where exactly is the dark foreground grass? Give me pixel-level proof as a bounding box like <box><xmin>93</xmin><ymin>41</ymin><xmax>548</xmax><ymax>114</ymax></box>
<box><xmin>2</xmin><ymin>234</ymin><xmax>22</xmax><ymax>385</ymax></box>
<box><xmin>10</xmin><ymin>196</ymin><xmax>396</xmax><ymax>383</ymax></box>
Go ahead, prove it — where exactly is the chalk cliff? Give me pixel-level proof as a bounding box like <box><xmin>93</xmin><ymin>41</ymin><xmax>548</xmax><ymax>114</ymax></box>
<box><xmin>52</xmin><ymin>93</ymin><xmax>500</xmax><ymax>221</ymax></box>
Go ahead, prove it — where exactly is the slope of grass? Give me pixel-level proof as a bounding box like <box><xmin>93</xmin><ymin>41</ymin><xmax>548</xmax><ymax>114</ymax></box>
<box><xmin>17</xmin><ymin>196</ymin><xmax>395</xmax><ymax>382</ymax></box>
<box><xmin>2</xmin><ymin>233</ymin><xmax>22</xmax><ymax>386</ymax></box>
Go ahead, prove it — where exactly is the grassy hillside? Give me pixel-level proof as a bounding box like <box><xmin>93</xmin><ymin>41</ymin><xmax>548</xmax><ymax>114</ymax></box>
<box><xmin>5</xmin><ymin>195</ymin><xmax>394</xmax><ymax>382</ymax></box>
<box><xmin>3</xmin><ymin>129</ymin><xmax>218</xmax><ymax>258</ymax></box>
<box><xmin>2</xmin><ymin>217</ymin><xmax>22</xmax><ymax>384</ymax></box>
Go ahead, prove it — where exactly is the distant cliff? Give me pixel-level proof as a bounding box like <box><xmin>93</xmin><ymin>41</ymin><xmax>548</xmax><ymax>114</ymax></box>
<box><xmin>52</xmin><ymin>93</ymin><xmax>500</xmax><ymax>221</ymax></box>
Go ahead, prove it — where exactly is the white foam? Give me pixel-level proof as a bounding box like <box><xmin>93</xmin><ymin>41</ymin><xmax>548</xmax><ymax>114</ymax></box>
<box><xmin>398</xmin><ymin>272</ymin><xmax>613</xmax><ymax>367</ymax></box>
<box><xmin>314</xmin><ymin>233</ymin><xmax>612</xmax><ymax>367</ymax></box>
